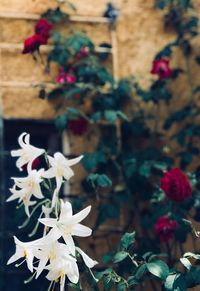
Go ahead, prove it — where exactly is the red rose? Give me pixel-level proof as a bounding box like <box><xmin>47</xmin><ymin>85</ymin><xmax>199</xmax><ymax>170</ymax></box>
<box><xmin>76</xmin><ymin>46</ymin><xmax>90</xmax><ymax>58</ymax></box>
<box><xmin>161</xmin><ymin>168</ymin><xmax>192</xmax><ymax>202</ymax></box>
<box><xmin>35</xmin><ymin>18</ymin><xmax>53</xmax><ymax>39</ymax></box>
<box><xmin>151</xmin><ymin>59</ymin><xmax>172</xmax><ymax>80</ymax></box>
<box><xmin>22</xmin><ymin>34</ymin><xmax>47</xmax><ymax>54</ymax></box>
<box><xmin>22</xmin><ymin>157</ymin><xmax>40</xmax><ymax>171</ymax></box>
<box><xmin>68</xmin><ymin>116</ymin><xmax>88</xmax><ymax>135</ymax></box>
<box><xmin>154</xmin><ymin>215</ymin><xmax>178</xmax><ymax>242</ymax></box>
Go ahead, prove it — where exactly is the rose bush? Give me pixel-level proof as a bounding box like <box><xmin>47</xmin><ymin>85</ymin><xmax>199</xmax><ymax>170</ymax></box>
<box><xmin>12</xmin><ymin>1</ymin><xmax>200</xmax><ymax>290</ymax></box>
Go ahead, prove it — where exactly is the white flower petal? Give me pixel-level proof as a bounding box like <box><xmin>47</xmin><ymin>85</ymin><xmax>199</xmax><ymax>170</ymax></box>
<box><xmin>42</xmin><ymin>167</ymin><xmax>55</xmax><ymax>179</ymax></box>
<box><xmin>35</xmin><ymin>255</ymin><xmax>49</xmax><ymax>278</ymax></box>
<box><xmin>38</xmin><ymin>218</ymin><xmax>57</xmax><ymax>228</ymax></box>
<box><xmin>69</xmin><ymin>205</ymin><xmax>91</xmax><ymax>225</ymax></box>
<box><xmin>46</xmin><ymin>269</ymin><xmax>60</xmax><ymax>281</ymax></box>
<box><xmin>33</xmin><ymin>185</ymin><xmax>44</xmax><ymax>199</ymax></box>
<box><xmin>67</xmin><ymin>262</ymin><xmax>79</xmax><ymax>284</ymax></box>
<box><xmin>66</xmin><ymin>155</ymin><xmax>83</xmax><ymax>166</ymax></box>
<box><xmin>72</xmin><ymin>224</ymin><xmax>92</xmax><ymax>237</ymax></box>
<box><xmin>62</xmin><ymin>234</ymin><xmax>75</xmax><ymax>256</ymax></box>
<box><xmin>63</xmin><ymin>168</ymin><xmax>74</xmax><ymax>181</ymax></box>
<box><xmin>26</xmin><ymin>250</ymin><xmax>34</xmax><ymax>272</ymax></box>
<box><xmin>11</xmin><ymin>149</ymin><xmax>23</xmax><ymax>157</ymax></box>
<box><xmin>59</xmin><ymin>201</ymin><xmax>73</xmax><ymax>222</ymax></box>
<box><xmin>76</xmin><ymin>247</ymin><xmax>98</xmax><ymax>268</ymax></box>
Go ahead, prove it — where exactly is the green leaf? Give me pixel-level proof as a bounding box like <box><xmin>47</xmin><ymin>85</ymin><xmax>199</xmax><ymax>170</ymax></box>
<box><xmin>87</xmin><ymin>173</ymin><xmax>112</xmax><ymax>188</ymax></box>
<box><xmin>95</xmin><ymin>268</ymin><xmax>113</xmax><ymax>280</ymax></box>
<box><xmin>127</xmin><ymin>275</ymin><xmax>138</xmax><ymax>286</ymax></box>
<box><xmin>67</xmin><ymin>283</ymin><xmax>80</xmax><ymax>290</ymax></box>
<box><xmin>82</xmin><ymin>152</ymin><xmax>106</xmax><ymax>172</ymax></box>
<box><xmin>146</xmin><ymin>260</ymin><xmax>169</xmax><ymax>281</ymax></box>
<box><xmin>102</xmin><ymin>253</ymin><xmax>113</xmax><ymax>264</ymax></box>
<box><xmin>186</xmin><ymin>268</ymin><xmax>200</xmax><ymax>288</ymax></box>
<box><xmin>124</xmin><ymin>159</ymin><xmax>137</xmax><ymax>178</ymax></box>
<box><xmin>135</xmin><ymin>264</ymin><xmax>147</xmax><ymax>280</ymax></box>
<box><xmin>165</xmin><ymin>273</ymin><xmax>186</xmax><ymax>291</ymax></box>
<box><xmin>180</xmin><ymin>258</ymin><xmax>192</xmax><ymax>270</ymax></box>
<box><xmin>180</xmin><ymin>0</ymin><xmax>191</xmax><ymax>8</ymax></box>
<box><xmin>139</xmin><ymin>161</ymin><xmax>152</xmax><ymax>177</ymax></box>
<box><xmin>104</xmin><ymin>110</ymin><xmax>117</xmax><ymax>123</ymax></box>
<box><xmin>66</xmin><ymin>107</ymin><xmax>80</xmax><ymax>119</ymax></box>
<box><xmin>120</xmin><ymin>232</ymin><xmax>135</xmax><ymax>250</ymax></box>
<box><xmin>117</xmin><ymin>111</ymin><xmax>129</xmax><ymax>121</ymax></box>
<box><xmin>97</xmin><ymin>174</ymin><xmax>112</xmax><ymax>187</ymax></box>
<box><xmin>154</xmin><ymin>0</ymin><xmax>167</xmax><ymax>9</ymax></box>
<box><xmin>143</xmin><ymin>252</ymin><xmax>153</xmax><ymax>261</ymax></box>
<box><xmin>103</xmin><ymin>274</ymin><xmax>114</xmax><ymax>290</ymax></box>
<box><xmin>183</xmin><ymin>252</ymin><xmax>200</xmax><ymax>260</ymax></box>
<box><xmin>113</xmin><ymin>251</ymin><xmax>128</xmax><ymax>263</ymax></box>
<box><xmin>64</xmin><ymin>86</ymin><xmax>82</xmax><ymax>99</ymax></box>
<box><xmin>55</xmin><ymin>114</ymin><xmax>68</xmax><ymax>130</ymax></box>
<box><xmin>117</xmin><ymin>282</ymin><xmax>127</xmax><ymax>291</ymax></box>
<box><xmin>42</xmin><ymin>7</ymin><xmax>67</xmax><ymax>24</ymax></box>
<box><xmin>91</xmin><ymin>112</ymin><xmax>102</xmax><ymax>122</ymax></box>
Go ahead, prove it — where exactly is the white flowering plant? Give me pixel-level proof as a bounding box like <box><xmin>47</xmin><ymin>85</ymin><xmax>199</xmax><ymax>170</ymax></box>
<box><xmin>7</xmin><ymin>132</ymin><xmax>97</xmax><ymax>290</ymax></box>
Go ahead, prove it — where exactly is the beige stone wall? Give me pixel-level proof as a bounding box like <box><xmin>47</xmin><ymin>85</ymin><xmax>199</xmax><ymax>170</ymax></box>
<box><xmin>0</xmin><ymin>0</ymin><xmax>187</xmax><ymax>119</ymax></box>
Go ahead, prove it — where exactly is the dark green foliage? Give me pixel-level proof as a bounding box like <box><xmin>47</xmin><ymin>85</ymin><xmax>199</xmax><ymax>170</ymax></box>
<box><xmin>146</xmin><ymin>260</ymin><xmax>169</xmax><ymax>280</ymax></box>
<box><xmin>30</xmin><ymin>1</ymin><xmax>200</xmax><ymax>289</ymax></box>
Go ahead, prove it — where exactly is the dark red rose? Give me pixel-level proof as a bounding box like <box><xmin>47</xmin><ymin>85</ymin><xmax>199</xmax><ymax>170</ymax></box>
<box><xmin>161</xmin><ymin>168</ymin><xmax>192</xmax><ymax>202</ymax></box>
<box><xmin>154</xmin><ymin>215</ymin><xmax>178</xmax><ymax>242</ymax></box>
<box><xmin>76</xmin><ymin>46</ymin><xmax>90</xmax><ymax>58</ymax></box>
<box><xmin>22</xmin><ymin>34</ymin><xmax>47</xmax><ymax>54</ymax></box>
<box><xmin>151</xmin><ymin>59</ymin><xmax>173</xmax><ymax>80</ymax></box>
<box><xmin>68</xmin><ymin>116</ymin><xmax>88</xmax><ymax>135</ymax></box>
<box><xmin>35</xmin><ymin>18</ymin><xmax>53</xmax><ymax>39</ymax></box>
<box><xmin>22</xmin><ymin>157</ymin><xmax>40</xmax><ymax>171</ymax></box>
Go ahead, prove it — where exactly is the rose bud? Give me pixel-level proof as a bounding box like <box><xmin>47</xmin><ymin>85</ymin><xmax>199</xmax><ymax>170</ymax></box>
<box><xmin>154</xmin><ymin>215</ymin><xmax>178</xmax><ymax>242</ymax></box>
<box><xmin>151</xmin><ymin>58</ymin><xmax>172</xmax><ymax>80</ymax></box>
<box><xmin>65</xmin><ymin>73</ymin><xmax>77</xmax><ymax>85</ymax></box>
<box><xmin>76</xmin><ymin>46</ymin><xmax>90</xmax><ymax>58</ymax></box>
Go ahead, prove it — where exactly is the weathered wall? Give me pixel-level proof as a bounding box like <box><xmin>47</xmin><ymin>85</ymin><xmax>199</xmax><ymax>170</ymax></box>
<box><xmin>0</xmin><ymin>0</ymin><xmax>180</xmax><ymax>119</ymax></box>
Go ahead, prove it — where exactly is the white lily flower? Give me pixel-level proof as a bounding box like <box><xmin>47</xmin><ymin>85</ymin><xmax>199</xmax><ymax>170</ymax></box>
<box><xmin>7</xmin><ymin>168</ymin><xmax>45</xmax><ymax>216</ymax></box>
<box><xmin>76</xmin><ymin>247</ymin><xmax>98</xmax><ymax>268</ymax></box>
<box><xmin>46</xmin><ymin>256</ymin><xmax>79</xmax><ymax>289</ymax></box>
<box><xmin>35</xmin><ymin>241</ymin><xmax>69</xmax><ymax>278</ymax></box>
<box><xmin>43</xmin><ymin>153</ymin><xmax>83</xmax><ymax>207</ymax></box>
<box><xmin>39</xmin><ymin>200</ymin><xmax>92</xmax><ymax>255</ymax></box>
<box><xmin>11</xmin><ymin>132</ymin><xmax>45</xmax><ymax>171</ymax></box>
<box><xmin>7</xmin><ymin>231</ymin><xmax>59</xmax><ymax>273</ymax></box>
<box><xmin>7</xmin><ymin>237</ymin><xmax>38</xmax><ymax>272</ymax></box>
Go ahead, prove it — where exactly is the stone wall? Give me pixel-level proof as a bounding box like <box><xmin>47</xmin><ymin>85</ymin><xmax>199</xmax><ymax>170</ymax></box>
<box><xmin>0</xmin><ymin>0</ymin><xmax>180</xmax><ymax>119</ymax></box>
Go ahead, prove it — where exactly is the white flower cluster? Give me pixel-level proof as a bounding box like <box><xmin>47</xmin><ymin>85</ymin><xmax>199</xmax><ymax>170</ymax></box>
<box><xmin>7</xmin><ymin>132</ymin><xmax>97</xmax><ymax>290</ymax></box>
